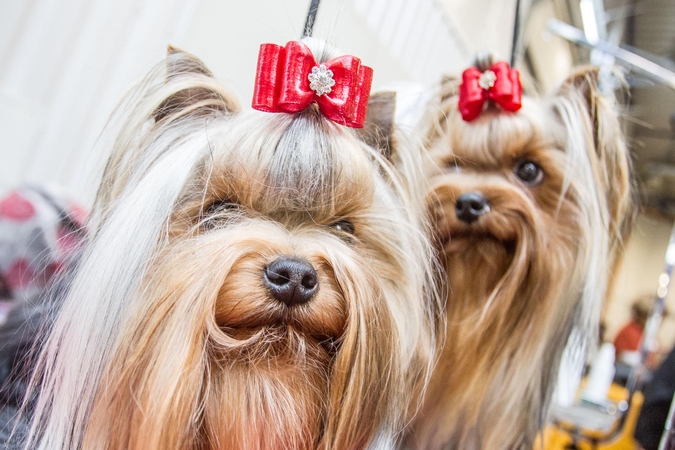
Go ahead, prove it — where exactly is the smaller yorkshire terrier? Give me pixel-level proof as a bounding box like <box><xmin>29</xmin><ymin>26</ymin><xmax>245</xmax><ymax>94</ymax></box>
<box><xmin>407</xmin><ymin>56</ymin><xmax>633</xmax><ymax>449</ymax></box>
<box><xmin>20</xmin><ymin>39</ymin><xmax>439</xmax><ymax>450</ymax></box>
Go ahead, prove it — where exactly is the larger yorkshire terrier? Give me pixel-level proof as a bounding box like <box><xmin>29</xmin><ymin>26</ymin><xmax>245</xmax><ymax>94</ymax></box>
<box><xmin>21</xmin><ymin>39</ymin><xmax>438</xmax><ymax>450</ymax></box>
<box><xmin>408</xmin><ymin>57</ymin><xmax>632</xmax><ymax>449</ymax></box>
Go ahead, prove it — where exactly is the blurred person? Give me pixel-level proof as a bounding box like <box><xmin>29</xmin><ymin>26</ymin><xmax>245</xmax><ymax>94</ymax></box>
<box><xmin>613</xmin><ymin>295</ymin><xmax>654</xmax><ymax>366</ymax></box>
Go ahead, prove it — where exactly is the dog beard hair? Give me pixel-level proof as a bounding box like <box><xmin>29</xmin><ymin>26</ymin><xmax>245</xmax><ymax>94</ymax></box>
<box><xmin>22</xmin><ymin>40</ymin><xmax>440</xmax><ymax>450</ymax></box>
<box><xmin>407</xmin><ymin>66</ymin><xmax>632</xmax><ymax>450</ymax></box>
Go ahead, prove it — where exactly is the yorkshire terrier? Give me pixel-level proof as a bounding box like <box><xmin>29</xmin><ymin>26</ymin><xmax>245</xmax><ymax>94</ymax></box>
<box><xmin>407</xmin><ymin>59</ymin><xmax>633</xmax><ymax>449</ymax></box>
<box><xmin>22</xmin><ymin>40</ymin><xmax>439</xmax><ymax>450</ymax></box>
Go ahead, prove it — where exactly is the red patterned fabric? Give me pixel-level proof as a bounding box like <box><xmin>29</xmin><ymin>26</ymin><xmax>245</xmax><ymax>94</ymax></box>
<box><xmin>4</xmin><ymin>259</ymin><xmax>33</xmax><ymax>291</ymax></box>
<box><xmin>0</xmin><ymin>186</ymin><xmax>87</xmax><ymax>302</ymax></box>
<box><xmin>0</xmin><ymin>192</ymin><xmax>36</xmax><ymax>221</ymax></box>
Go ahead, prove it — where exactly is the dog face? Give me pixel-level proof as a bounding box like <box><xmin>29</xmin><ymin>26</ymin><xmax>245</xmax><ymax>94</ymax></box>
<box><xmin>129</xmin><ymin>112</ymin><xmax>412</xmax><ymax>450</ymax></box>
<box><xmin>170</xmin><ymin>112</ymin><xmax>385</xmax><ymax>344</ymax></box>
<box><xmin>26</xmin><ymin>45</ymin><xmax>437</xmax><ymax>450</ymax></box>
<box><xmin>427</xmin><ymin>102</ymin><xmax>576</xmax><ymax>276</ymax></box>
<box><xmin>410</xmin><ymin>67</ymin><xmax>632</xmax><ymax>449</ymax></box>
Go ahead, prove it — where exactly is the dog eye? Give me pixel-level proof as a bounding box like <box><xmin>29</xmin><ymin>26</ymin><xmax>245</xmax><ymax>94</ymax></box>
<box><xmin>514</xmin><ymin>161</ymin><xmax>544</xmax><ymax>185</ymax></box>
<box><xmin>331</xmin><ymin>220</ymin><xmax>355</xmax><ymax>236</ymax></box>
<box><xmin>442</xmin><ymin>156</ymin><xmax>462</xmax><ymax>173</ymax></box>
<box><xmin>205</xmin><ymin>200</ymin><xmax>240</xmax><ymax>215</ymax></box>
<box><xmin>200</xmin><ymin>200</ymin><xmax>241</xmax><ymax>231</ymax></box>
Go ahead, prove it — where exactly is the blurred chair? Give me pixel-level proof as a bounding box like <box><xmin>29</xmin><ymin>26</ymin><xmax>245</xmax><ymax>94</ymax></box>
<box><xmin>535</xmin><ymin>384</ymin><xmax>643</xmax><ymax>450</ymax></box>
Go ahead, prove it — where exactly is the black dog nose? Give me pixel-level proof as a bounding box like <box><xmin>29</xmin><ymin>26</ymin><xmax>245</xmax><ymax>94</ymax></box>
<box><xmin>263</xmin><ymin>256</ymin><xmax>319</xmax><ymax>306</ymax></box>
<box><xmin>455</xmin><ymin>192</ymin><xmax>489</xmax><ymax>224</ymax></box>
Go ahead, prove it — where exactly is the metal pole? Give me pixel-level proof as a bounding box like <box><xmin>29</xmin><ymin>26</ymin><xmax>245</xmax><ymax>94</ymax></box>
<box><xmin>547</xmin><ymin>19</ymin><xmax>675</xmax><ymax>91</ymax></box>
<box><xmin>657</xmin><ymin>223</ymin><xmax>675</xmax><ymax>450</ymax></box>
<box><xmin>659</xmin><ymin>392</ymin><xmax>675</xmax><ymax>450</ymax></box>
<box><xmin>626</xmin><ymin>222</ymin><xmax>675</xmax><ymax>395</ymax></box>
<box><xmin>510</xmin><ymin>0</ymin><xmax>521</xmax><ymax>67</ymax></box>
<box><xmin>302</xmin><ymin>0</ymin><xmax>321</xmax><ymax>38</ymax></box>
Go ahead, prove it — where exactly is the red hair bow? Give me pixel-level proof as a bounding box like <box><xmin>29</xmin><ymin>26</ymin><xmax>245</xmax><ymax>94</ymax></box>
<box><xmin>252</xmin><ymin>41</ymin><xmax>373</xmax><ymax>128</ymax></box>
<box><xmin>458</xmin><ymin>61</ymin><xmax>522</xmax><ymax>122</ymax></box>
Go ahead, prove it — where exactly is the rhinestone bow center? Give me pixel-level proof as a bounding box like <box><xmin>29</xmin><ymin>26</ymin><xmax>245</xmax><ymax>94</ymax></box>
<box><xmin>308</xmin><ymin>65</ymin><xmax>335</xmax><ymax>96</ymax></box>
<box><xmin>478</xmin><ymin>70</ymin><xmax>496</xmax><ymax>90</ymax></box>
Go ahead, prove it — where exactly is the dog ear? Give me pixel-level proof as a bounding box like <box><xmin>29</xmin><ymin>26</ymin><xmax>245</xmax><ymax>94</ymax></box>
<box><xmin>439</xmin><ymin>74</ymin><xmax>460</xmax><ymax>103</ymax></box>
<box><xmin>166</xmin><ymin>44</ymin><xmax>212</xmax><ymax>76</ymax></box>
<box><xmin>422</xmin><ymin>74</ymin><xmax>461</xmax><ymax>146</ymax></box>
<box><xmin>153</xmin><ymin>46</ymin><xmax>240</xmax><ymax>121</ymax></box>
<box><xmin>556</xmin><ymin>66</ymin><xmax>634</xmax><ymax>250</ymax></box>
<box><xmin>91</xmin><ymin>48</ymin><xmax>240</xmax><ymax>231</ymax></box>
<box><xmin>357</xmin><ymin>91</ymin><xmax>397</xmax><ymax>160</ymax></box>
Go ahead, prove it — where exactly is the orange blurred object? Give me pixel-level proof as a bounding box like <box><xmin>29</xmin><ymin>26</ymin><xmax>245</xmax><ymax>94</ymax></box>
<box><xmin>534</xmin><ymin>386</ymin><xmax>643</xmax><ymax>450</ymax></box>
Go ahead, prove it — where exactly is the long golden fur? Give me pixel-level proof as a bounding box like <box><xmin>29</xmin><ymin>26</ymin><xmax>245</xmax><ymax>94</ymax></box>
<box><xmin>407</xmin><ymin>66</ymin><xmax>633</xmax><ymax>449</ymax></box>
<box><xmin>21</xmin><ymin>40</ymin><xmax>439</xmax><ymax>450</ymax></box>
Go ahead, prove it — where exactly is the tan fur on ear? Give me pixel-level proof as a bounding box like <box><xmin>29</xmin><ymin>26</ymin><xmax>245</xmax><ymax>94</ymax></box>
<box><xmin>166</xmin><ymin>45</ymin><xmax>214</xmax><ymax>78</ymax></box>
<box><xmin>439</xmin><ymin>74</ymin><xmax>459</xmax><ymax>104</ymax></box>
<box><xmin>422</xmin><ymin>75</ymin><xmax>461</xmax><ymax>146</ymax></box>
<box><xmin>556</xmin><ymin>66</ymin><xmax>635</xmax><ymax>251</ymax></box>
<box><xmin>555</xmin><ymin>67</ymin><xmax>635</xmax><ymax>317</ymax></box>
<box><xmin>154</xmin><ymin>47</ymin><xmax>240</xmax><ymax>121</ymax></box>
<box><xmin>357</xmin><ymin>91</ymin><xmax>397</xmax><ymax>160</ymax></box>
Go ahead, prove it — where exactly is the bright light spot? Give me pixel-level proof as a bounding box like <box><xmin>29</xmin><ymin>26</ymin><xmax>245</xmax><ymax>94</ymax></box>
<box><xmin>579</xmin><ymin>0</ymin><xmax>599</xmax><ymax>44</ymax></box>
<box><xmin>660</xmin><ymin>273</ymin><xmax>670</xmax><ymax>287</ymax></box>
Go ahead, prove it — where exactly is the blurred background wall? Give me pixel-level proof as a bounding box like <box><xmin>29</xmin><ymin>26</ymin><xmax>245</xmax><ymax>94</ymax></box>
<box><xmin>0</xmin><ymin>0</ymin><xmax>537</xmax><ymax>201</ymax></box>
<box><xmin>1</xmin><ymin>0</ymin><xmax>674</xmax><ymax>353</ymax></box>
<box><xmin>0</xmin><ymin>0</ymin><xmax>467</xmax><ymax>201</ymax></box>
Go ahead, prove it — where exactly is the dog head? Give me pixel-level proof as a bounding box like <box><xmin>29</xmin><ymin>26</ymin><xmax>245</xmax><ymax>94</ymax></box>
<box><xmin>413</xmin><ymin>65</ymin><xmax>632</xmax><ymax>449</ymax></box>
<box><xmin>26</xmin><ymin>42</ymin><xmax>438</xmax><ymax>450</ymax></box>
